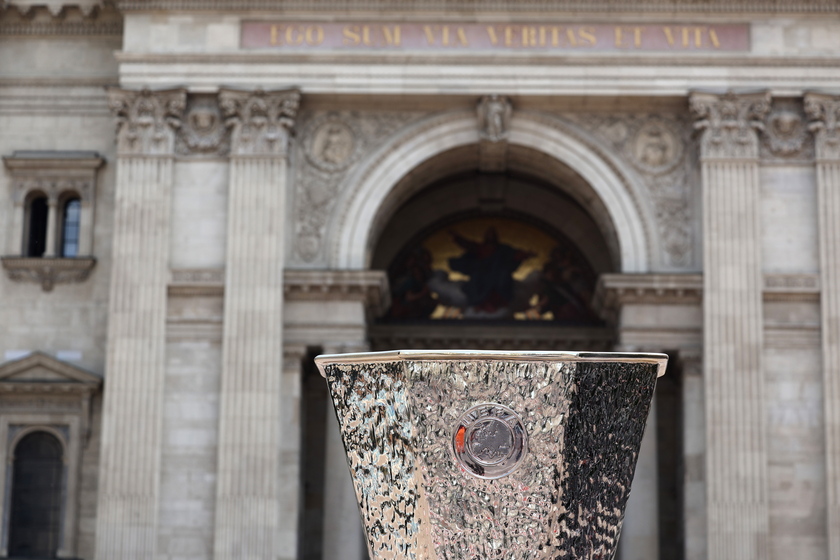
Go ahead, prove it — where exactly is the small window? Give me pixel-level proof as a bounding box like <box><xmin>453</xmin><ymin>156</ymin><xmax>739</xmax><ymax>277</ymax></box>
<box><xmin>8</xmin><ymin>431</ymin><xmax>64</xmax><ymax>559</ymax></box>
<box><xmin>26</xmin><ymin>196</ymin><xmax>49</xmax><ymax>257</ymax></box>
<box><xmin>60</xmin><ymin>198</ymin><xmax>81</xmax><ymax>257</ymax></box>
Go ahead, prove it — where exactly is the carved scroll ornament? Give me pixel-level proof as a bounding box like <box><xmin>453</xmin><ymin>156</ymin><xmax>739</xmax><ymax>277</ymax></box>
<box><xmin>107</xmin><ymin>88</ymin><xmax>187</xmax><ymax>156</ymax></box>
<box><xmin>219</xmin><ymin>88</ymin><xmax>300</xmax><ymax>157</ymax></box>
<box><xmin>690</xmin><ymin>90</ymin><xmax>771</xmax><ymax>160</ymax></box>
<box><xmin>805</xmin><ymin>92</ymin><xmax>840</xmax><ymax>161</ymax></box>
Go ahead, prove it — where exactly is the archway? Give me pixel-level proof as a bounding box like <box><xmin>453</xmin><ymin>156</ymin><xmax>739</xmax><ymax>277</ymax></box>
<box><xmin>326</xmin><ymin>111</ymin><xmax>657</xmax><ymax>274</ymax></box>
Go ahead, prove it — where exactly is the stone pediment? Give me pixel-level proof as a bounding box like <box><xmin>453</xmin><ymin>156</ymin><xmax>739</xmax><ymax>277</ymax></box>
<box><xmin>0</xmin><ymin>352</ymin><xmax>101</xmax><ymax>392</ymax></box>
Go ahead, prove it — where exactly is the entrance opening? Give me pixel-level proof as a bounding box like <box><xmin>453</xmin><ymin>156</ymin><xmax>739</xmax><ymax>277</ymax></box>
<box><xmin>370</xmin><ymin>166</ymin><xmax>617</xmax><ymax>351</ymax></box>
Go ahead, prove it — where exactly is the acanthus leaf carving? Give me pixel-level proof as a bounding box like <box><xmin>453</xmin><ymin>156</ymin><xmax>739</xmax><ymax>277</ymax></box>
<box><xmin>218</xmin><ymin>88</ymin><xmax>300</xmax><ymax>157</ymax></box>
<box><xmin>690</xmin><ymin>90</ymin><xmax>771</xmax><ymax>160</ymax></box>
<box><xmin>805</xmin><ymin>92</ymin><xmax>840</xmax><ymax>161</ymax></box>
<box><xmin>107</xmin><ymin>87</ymin><xmax>187</xmax><ymax>156</ymax></box>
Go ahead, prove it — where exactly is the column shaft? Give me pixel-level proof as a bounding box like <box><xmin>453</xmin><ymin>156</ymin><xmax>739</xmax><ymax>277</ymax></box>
<box><xmin>692</xmin><ymin>91</ymin><xmax>771</xmax><ymax>560</ymax></box>
<box><xmin>96</xmin><ymin>156</ymin><xmax>175</xmax><ymax>559</ymax></box>
<box><xmin>214</xmin><ymin>157</ymin><xmax>286</xmax><ymax>559</ymax></box>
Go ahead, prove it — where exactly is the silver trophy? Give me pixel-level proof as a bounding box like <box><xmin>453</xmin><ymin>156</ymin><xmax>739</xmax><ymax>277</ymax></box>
<box><xmin>315</xmin><ymin>350</ymin><xmax>667</xmax><ymax>560</ymax></box>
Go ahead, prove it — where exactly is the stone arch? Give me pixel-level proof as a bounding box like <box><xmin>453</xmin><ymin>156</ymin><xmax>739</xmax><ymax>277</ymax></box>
<box><xmin>327</xmin><ymin>111</ymin><xmax>657</xmax><ymax>273</ymax></box>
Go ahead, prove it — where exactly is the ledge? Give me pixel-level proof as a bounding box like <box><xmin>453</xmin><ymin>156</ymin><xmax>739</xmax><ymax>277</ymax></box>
<box><xmin>1</xmin><ymin>257</ymin><xmax>96</xmax><ymax>292</ymax></box>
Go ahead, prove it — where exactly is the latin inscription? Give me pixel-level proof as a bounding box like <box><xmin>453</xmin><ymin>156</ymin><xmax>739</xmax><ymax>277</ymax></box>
<box><xmin>242</xmin><ymin>22</ymin><xmax>749</xmax><ymax>51</ymax></box>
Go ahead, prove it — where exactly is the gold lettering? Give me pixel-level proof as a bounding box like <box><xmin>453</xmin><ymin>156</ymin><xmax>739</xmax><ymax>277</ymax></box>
<box><xmin>615</xmin><ymin>26</ymin><xmax>642</xmax><ymax>48</ymax></box>
<box><xmin>486</xmin><ymin>26</ymin><xmax>499</xmax><ymax>45</ymax></box>
<box><xmin>456</xmin><ymin>27</ymin><xmax>469</xmax><ymax>46</ymax></box>
<box><xmin>662</xmin><ymin>26</ymin><xmax>676</xmax><ymax>47</ymax></box>
<box><xmin>578</xmin><ymin>26</ymin><xmax>597</xmax><ymax>46</ymax></box>
<box><xmin>442</xmin><ymin>26</ymin><xmax>450</xmax><ymax>46</ymax></box>
<box><xmin>504</xmin><ymin>26</ymin><xmax>517</xmax><ymax>47</ymax></box>
<box><xmin>382</xmin><ymin>25</ymin><xmax>401</xmax><ymax>46</ymax></box>
<box><xmin>709</xmin><ymin>28</ymin><xmax>721</xmax><ymax>48</ymax></box>
<box><xmin>361</xmin><ymin>25</ymin><xmax>374</xmax><ymax>46</ymax></box>
<box><xmin>522</xmin><ymin>26</ymin><xmax>538</xmax><ymax>47</ymax></box>
<box><xmin>423</xmin><ymin>25</ymin><xmax>436</xmax><ymax>45</ymax></box>
<box><xmin>694</xmin><ymin>27</ymin><xmax>704</xmax><ymax>47</ymax></box>
<box><xmin>343</xmin><ymin>25</ymin><xmax>361</xmax><ymax>46</ymax></box>
<box><xmin>285</xmin><ymin>25</ymin><xmax>304</xmax><ymax>46</ymax></box>
<box><xmin>305</xmin><ymin>25</ymin><xmax>324</xmax><ymax>46</ymax></box>
<box><xmin>270</xmin><ymin>24</ymin><xmax>280</xmax><ymax>45</ymax></box>
<box><xmin>566</xmin><ymin>28</ymin><xmax>578</xmax><ymax>46</ymax></box>
<box><xmin>682</xmin><ymin>27</ymin><xmax>690</xmax><ymax>47</ymax></box>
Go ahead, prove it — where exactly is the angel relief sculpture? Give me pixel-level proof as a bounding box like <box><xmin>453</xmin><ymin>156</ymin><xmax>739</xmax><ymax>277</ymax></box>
<box><xmin>387</xmin><ymin>218</ymin><xmax>601</xmax><ymax>323</ymax></box>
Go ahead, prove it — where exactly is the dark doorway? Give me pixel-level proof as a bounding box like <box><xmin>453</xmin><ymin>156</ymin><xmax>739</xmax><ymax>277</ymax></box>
<box><xmin>8</xmin><ymin>431</ymin><xmax>64</xmax><ymax>558</ymax></box>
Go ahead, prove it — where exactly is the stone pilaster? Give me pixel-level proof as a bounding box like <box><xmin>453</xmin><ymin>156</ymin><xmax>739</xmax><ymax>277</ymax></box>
<box><xmin>213</xmin><ymin>88</ymin><xmax>300</xmax><ymax>560</ymax></box>
<box><xmin>805</xmin><ymin>92</ymin><xmax>840</xmax><ymax>560</ymax></box>
<box><xmin>96</xmin><ymin>87</ymin><xmax>186</xmax><ymax>560</ymax></box>
<box><xmin>690</xmin><ymin>90</ymin><xmax>771</xmax><ymax>560</ymax></box>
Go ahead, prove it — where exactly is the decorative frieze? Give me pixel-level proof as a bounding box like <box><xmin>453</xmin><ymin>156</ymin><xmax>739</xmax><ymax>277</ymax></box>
<box><xmin>0</xmin><ymin>3</ymin><xmax>122</xmax><ymax>36</ymax></box>
<box><xmin>107</xmin><ymin>87</ymin><xmax>187</xmax><ymax>156</ymax></box>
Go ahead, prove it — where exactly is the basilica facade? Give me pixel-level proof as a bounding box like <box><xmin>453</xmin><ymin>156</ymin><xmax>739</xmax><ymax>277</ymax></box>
<box><xmin>1</xmin><ymin>1</ymin><xmax>839</xmax><ymax>559</ymax></box>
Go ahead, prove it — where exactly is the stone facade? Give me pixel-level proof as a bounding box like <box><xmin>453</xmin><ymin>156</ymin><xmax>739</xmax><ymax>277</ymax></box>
<box><xmin>0</xmin><ymin>1</ymin><xmax>839</xmax><ymax>559</ymax></box>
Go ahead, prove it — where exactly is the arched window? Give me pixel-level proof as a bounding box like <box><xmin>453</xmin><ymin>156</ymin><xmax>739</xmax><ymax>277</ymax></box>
<box><xmin>60</xmin><ymin>197</ymin><xmax>81</xmax><ymax>257</ymax></box>
<box><xmin>25</xmin><ymin>195</ymin><xmax>49</xmax><ymax>258</ymax></box>
<box><xmin>8</xmin><ymin>431</ymin><xmax>64</xmax><ymax>559</ymax></box>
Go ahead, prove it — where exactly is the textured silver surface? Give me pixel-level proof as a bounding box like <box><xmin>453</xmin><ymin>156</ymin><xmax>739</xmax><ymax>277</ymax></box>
<box><xmin>318</xmin><ymin>351</ymin><xmax>664</xmax><ymax>560</ymax></box>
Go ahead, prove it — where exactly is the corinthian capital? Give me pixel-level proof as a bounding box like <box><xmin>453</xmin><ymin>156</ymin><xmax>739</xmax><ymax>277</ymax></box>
<box><xmin>219</xmin><ymin>88</ymin><xmax>301</xmax><ymax>157</ymax></box>
<box><xmin>690</xmin><ymin>90</ymin><xmax>771</xmax><ymax>161</ymax></box>
<box><xmin>805</xmin><ymin>92</ymin><xmax>840</xmax><ymax>161</ymax></box>
<box><xmin>107</xmin><ymin>87</ymin><xmax>187</xmax><ymax>156</ymax></box>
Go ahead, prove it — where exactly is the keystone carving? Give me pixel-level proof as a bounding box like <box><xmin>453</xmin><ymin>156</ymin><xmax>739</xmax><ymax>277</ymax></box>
<box><xmin>805</xmin><ymin>92</ymin><xmax>840</xmax><ymax>161</ymax></box>
<box><xmin>219</xmin><ymin>88</ymin><xmax>301</xmax><ymax>157</ymax></box>
<box><xmin>107</xmin><ymin>88</ymin><xmax>187</xmax><ymax>156</ymax></box>
<box><xmin>477</xmin><ymin>95</ymin><xmax>513</xmax><ymax>172</ymax></box>
<box><xmin>690</xmin><ymin>90</ymin><xmax>771</xmax><ymax>160</ymax></box>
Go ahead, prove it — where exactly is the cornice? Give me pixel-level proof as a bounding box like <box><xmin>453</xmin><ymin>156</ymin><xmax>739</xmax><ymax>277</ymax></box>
<box><xmin>1</xmin><ymin>257</ymin><xmax>97</xmax><ymax>292</ymax></box>
<box><xmin>0</xmin><ymin>3</ymin><xmax>122</xmax><ymax>36</ymax></box>
<box><xmin>284</xmin><ymin>269</ymin><xmax>390</xmax><ymax>315</ymax></box>
<box><xmin>114</xmin><ymin>0</ymin><xmax>840</xmax><ymax>13</ymax></box>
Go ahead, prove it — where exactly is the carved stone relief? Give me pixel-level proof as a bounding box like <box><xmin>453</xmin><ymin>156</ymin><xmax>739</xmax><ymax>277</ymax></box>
<box><xmin>107</xmin><ymin>88</ymin><xmax>187</xmax><ymax>156</ymax></box>
<box><xmin>292</xmin><ymin>110</ymin><xmax>419</xmax><ymax>263</ymax></box>
<box><xmin>760</xmin><ymin>99</ymin><xmax>813</xmax><ymax>161</ymax></box>
<box><xmin>219</xmin><ymin>88</ymin><xmax>300</xmax><ymax>157</ymax></box>
<box><xmin>805</xmin><ymin>92</ymin><xmax>840</xmax><ymax>161</ymax></box>
<box><xmin>477</xmin><ymin>95</ymin><xmax>513</xmax><ymax>173</ymax></box>
<box><xmin>175</xmin><ymin>94</ymin><xmax>230</xmax><ymax>157</ymax></box>
<box><xmin>690</xmin><ymin>90</ymin><xmax>771</xmax><ymax>160</ymax></box>
<box><xmin>568</xmin><ymin>112</ymin><xmax>696</xmax><ymax>269</ymax></box>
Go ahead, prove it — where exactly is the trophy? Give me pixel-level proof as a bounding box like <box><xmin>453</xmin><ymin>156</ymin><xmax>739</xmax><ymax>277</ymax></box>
<box><xmin>315</xmin><ymin>350</ymin><xmax>667</xmax><ymax>560</ymax></box>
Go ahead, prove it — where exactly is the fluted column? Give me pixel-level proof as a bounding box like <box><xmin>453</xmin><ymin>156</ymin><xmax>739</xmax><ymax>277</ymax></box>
<box><xmin>805</xmin><ymin>92</ymin><xmax>840</xmax><ymax>560</ymax></box>
<box><xmin>213</xmin><ymin>88</ymin><xmax>300</xmax><ymax>560</ymax></box>
<box><xmin>691</xmin><ymin>91</ymin><xmax>771</xmax><ymax>560</ymax></box>
<box><xmin>96</xmin><ymin>88</ymin><xmax>186</xmax><ymax>560</ymax></box>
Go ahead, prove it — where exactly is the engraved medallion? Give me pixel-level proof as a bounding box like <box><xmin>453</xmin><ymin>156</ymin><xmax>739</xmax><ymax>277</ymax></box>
<box><xmin>453</xmin><ymin>403</ymin><xmax>527</xmax><ymax>479</ymax></box>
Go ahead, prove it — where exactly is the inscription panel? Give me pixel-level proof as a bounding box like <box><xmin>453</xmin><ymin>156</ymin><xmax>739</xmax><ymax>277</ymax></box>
<box><xmin>242</xmin><ymin>21</ymin><xmax>750</xmax><ymax>52</ymax></box>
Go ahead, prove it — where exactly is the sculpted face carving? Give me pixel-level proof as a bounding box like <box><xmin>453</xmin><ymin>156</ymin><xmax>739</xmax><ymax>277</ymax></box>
<box><xmin>308</xmin><ymin>119</ymin><xmax>356</xmax><ymax>169</ymax></box>
<box><xmin>176</xmin><ymin>97</ymin><xmax>230</xmax><ymax>156</ymax></box>
<box><xmin>764</xmin><ymin>108</ymin><xmax>807</xmax><ymax>157</ymax></box>
<box><xmin>632</xmin><ymin>120</ymin><xmax>681</xmax><ymax>174</ymax></box>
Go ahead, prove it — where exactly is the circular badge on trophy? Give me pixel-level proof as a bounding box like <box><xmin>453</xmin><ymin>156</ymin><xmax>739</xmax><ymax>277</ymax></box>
<box><xmin>453</xmin><ymin>403</ymin><xmax>528</xmax><ymax>479</ymax></box>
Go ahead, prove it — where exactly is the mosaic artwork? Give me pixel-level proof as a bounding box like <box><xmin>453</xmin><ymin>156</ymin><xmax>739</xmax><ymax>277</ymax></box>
<box><xmin>387</xmin><ymin>217</ymin><xmax>600</xmax><ymax>322</ymax></box>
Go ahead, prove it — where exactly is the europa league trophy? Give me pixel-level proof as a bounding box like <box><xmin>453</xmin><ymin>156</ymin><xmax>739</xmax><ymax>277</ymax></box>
<box><xmin>315</xmin><ymin>350</ymin><xmax>667</xmax><ymax>560</ymax></box>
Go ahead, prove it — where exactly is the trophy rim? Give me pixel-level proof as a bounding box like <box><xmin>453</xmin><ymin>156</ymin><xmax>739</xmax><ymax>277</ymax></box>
<box><xmin>315</xmin><ymin>349</ymin><xmax>668</xmax><ymax>378</ymax></box>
